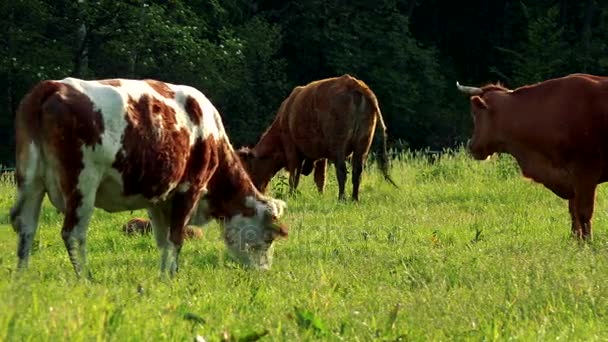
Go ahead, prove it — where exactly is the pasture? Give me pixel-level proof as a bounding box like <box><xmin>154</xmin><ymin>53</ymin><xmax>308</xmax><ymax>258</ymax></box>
<box><xmin>1</xmin><ymin>149</ymin><xmax>608</xmax><ymax>341</ymax></box>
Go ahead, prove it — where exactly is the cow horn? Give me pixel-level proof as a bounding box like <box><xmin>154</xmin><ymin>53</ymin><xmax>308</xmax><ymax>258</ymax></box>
<box><xmin>456</xmin><ymin>81</ymin><xmax>483</xmax><ymax>95</ymax></box>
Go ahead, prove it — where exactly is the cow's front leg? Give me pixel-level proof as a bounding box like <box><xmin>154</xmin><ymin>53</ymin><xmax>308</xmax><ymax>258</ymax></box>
<box><xmin>313</xmin><ymin>159</ymin><xmax>327</xmax><ymax>194</ymax></box>
<box><xmin>572</xmin><ymin>184</ymin><xmax>597</xmax><ymax>241</ymax></box>
<box><xmin>289</xmin><ymin>165</ymin><xmax>302</xmax><ymax>195</ymax></box>
<box><xmin>282</xmin><ymin>141</ymin><xmax>303</xmax><ymax>195</ymax></box>
<box><xmin>334</xmin><ymin>154</ymin><xmax>348</xmax><ymax>201</ymax></box>
<box><xmin>148</xmin><ymin>203</ymin><xmax>173</xmax><ymax>277</ymax></box>
<box><xmin>568</xmin><ymin>200</ymin><xmax>582</xmax><ymax>239</ymax></box>
<box><xmin>167</xmin><ymin>190</ymin><xmax>203</xmax><ymax>276</ymax></box>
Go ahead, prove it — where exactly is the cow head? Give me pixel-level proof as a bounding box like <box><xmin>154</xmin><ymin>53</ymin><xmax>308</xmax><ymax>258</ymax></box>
<box><xmin>456</xmin><ymin>81</ymin><xmax>504</xmax><ymax>160</ymax></box>
<box><xmin>236</xmin><ymin>147</ymin><xmax>285</xmax><ymax>193</ymax></box>
<box><xmin>221</xmin><ymin>196</ymin><xmax>288</xmax><ymax>270</ymax></box>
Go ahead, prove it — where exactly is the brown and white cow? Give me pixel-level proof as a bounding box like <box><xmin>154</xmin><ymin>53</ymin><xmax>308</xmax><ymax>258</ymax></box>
<box><xmin>9</xmin><ymin>77</ymin><xmax>289</xmax><ymax>277</ymax></box>
<box><xmin>237</xmin><ymin>74</ymin><xmax>397</xmax><ymax>201</ymax></box>
<box><xmin>456</xmin><ymin>73</ymin><xmax>608</xmax><ymax>240</ymax></box>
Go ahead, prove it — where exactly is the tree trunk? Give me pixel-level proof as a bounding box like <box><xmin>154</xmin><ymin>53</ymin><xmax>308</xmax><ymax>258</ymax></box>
<box><xmin>6</xmin><ymin>0</ymin><xmax>16</xmax><ymax>166</ymax></box>
<box><xmin>559</xmin><ymin>0</ymin><xmax>568</xmax><ymax>26</ymax></box>
<box><xmin>580</xmin><ymin>0</ymin><xmax>596</xmax><ymax>72</ymax></box>
<box><xmin>73</xmin><ymin>1</ymin><xmax>89</xmax><ymax>77</ymax></box>
<box><xmin>7</xmin><ymin>1</ymin><xmax>14</xmax><ymax>117</ymax></box>
<box><xmin>406</xmin><ymin>0</ymin><xmax>419</xmax><ymax>18</ymax></box>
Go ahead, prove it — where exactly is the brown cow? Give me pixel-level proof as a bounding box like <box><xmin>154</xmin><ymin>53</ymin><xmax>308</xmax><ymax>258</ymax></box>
<box><xmin>9</xmin><ymin>77</ymin><xmax>289</xmax><ymax>278</ymax></box>
<box><xmin>456</xmin><ymin>73</ymin><xmax>608</xmax><ymax>240</ymax></box>
<box><xmin>237</xmin><ymin>74</ymin><xmax>397</xmax><ymax>201</ymax></box>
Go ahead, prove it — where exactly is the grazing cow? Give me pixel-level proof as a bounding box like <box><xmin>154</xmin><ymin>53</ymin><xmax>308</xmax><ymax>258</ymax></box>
<box><xmin>456</xmin><ymin>73</ymin><xmax>608</xmax><ymax>240</ymax></box>
<box><xmin>123</xmin><ymin>217</ymin><xmax>203</xmax><ymax>240</ymax></box>
<box><xmin>184</xmin><ymin>225</ymin><xmax>204</xmax><ymax>240</ymax></box>
<box><xmin>122</xmin><ymin>217</ymin><xmax>152</xmax><ymax>235</ymax></box>
<box><xmin>9</xmin><ymin>77</ymin><xmax>289</xmax><ymax>278</ymax></box>
<box><xmin>237</xmin><ymin>74</ymin><xmax>397</xmax><ymax>201</ymax></box>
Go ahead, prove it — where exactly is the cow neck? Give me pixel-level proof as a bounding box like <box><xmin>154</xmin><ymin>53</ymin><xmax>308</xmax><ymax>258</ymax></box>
<box><xmin>205</xmin><ymin>139</ymin><xmax>259</xmax><ymax>219</ymax></box>
<box><xmin>254</xmin><ymin>119</ymin><xmax>283</xmax><ymax>158</ymax></box>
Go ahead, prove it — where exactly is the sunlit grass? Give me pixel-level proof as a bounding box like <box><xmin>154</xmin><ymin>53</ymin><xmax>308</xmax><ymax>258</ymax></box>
<box><xmin>2</xmin><ymin>148</ymin><xmax>608</xmax><ymax>341</ymax></box>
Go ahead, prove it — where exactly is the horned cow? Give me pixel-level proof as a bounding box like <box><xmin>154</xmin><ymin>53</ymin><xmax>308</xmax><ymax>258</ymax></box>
<box><xmin>457</xmin><ymin>73</ymin><xmax>608</xmax><ymax>240</ymax></box>
<box><xmin>9</xmin><ymin>77</ymin><xmax>289</xmax><ymax>278</ymax></box>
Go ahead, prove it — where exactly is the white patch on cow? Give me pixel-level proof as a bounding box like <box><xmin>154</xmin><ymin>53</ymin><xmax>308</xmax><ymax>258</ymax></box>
<box><xmin>59</xmin><ymin>78</ymin><xmax>130</xmax><ymax>166</ymax></box>
<box><xmin>42</xmin><ymin>162</ymin><xmax>65</xmax><ymax>212</ymax></box>
<box><xmin>173</xmin><ymin>85</ymin><xmax>224</xmax><ymax>143</ymax></box>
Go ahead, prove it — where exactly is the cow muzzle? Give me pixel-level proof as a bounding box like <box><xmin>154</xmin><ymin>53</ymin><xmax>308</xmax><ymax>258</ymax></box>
<box><xmin>466</xmin><ymin>138</ymin><xmax>491</xmax><ymax>160</ymax></box>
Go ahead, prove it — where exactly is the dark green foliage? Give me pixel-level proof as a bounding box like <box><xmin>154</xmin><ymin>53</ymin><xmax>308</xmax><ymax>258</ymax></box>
<box><xmin>1</xmin><ymin>0</ymin><xmax>607</xmax><ymax>164</ymax></box>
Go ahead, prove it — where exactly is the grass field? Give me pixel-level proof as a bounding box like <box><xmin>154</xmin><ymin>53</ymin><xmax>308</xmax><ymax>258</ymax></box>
<box><xmin>2</xmin><ymin>148</ymin><xmax>608</xmax><ymax>341</ymax></box>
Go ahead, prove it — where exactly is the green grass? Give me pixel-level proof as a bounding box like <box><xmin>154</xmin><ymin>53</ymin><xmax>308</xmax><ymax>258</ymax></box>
<box><xmin>2</xmin><ymin>148</ymin><xmax>608</xmax><ymax>341</ymax></box>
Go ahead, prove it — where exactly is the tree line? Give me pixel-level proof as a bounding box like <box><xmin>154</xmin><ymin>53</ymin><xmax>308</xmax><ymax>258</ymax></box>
<box><xmin>1</xmin><ymin>0</ymin><xmax>606</xmax><ymax>166</ymax></box>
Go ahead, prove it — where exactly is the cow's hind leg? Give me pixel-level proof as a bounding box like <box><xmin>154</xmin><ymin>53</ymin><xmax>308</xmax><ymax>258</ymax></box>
<box><xmin>61</xmin><ymin>171</ymin><xmax>101</xmax><ymax>279</ymax></box>
<box><xmin>350</xmin><ymin>151</ymin><xmax>367</xmax><ymax>202</ymax></box>
<box><xmin>10</xmin><ymin>178</ymin><xmax>45</xmax><ymax>269</ymax></box>
<box><xmin>61</xmin><ymin>189</ymin><xmax>97</xmax><ymax>279</ymax></box>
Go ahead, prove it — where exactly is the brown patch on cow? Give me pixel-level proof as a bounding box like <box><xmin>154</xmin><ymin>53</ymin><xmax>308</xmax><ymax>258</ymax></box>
<box><xmin>185</xmin><ymin>96</ymin><xmax>203</xmax><ymax>125</ymax></box>
<box><xmin>38</xmin><ymin>82</ymin><xmax>105</xmax><ymax>233</ymax></box>
<box><xmin>99</xmin><ymin>79</ymin><xmax>122</xmax><ymax>87</ymax></box>
<box><xmin>13</xmin><ymin>81</ymin><xmax>63</xmax><ymax>189</ymax></box>
<box><xmin>112</xmin><ymin>94</ymin><xmax>189</xmax><ymax>199</ymax></box>
<box><xmin>145</xmin><ymin>79</ymin><xmax>175</xmax><ymax>99</ymax></box>
<box><xmin>161</xmin><ymin>136</ymin><xmax>219</xmax><ymax>245</ymax></box>
<box><xmin>204</xmin><ymin>139</ymin><xmax>258</xmax><ymax>219</ymax></box>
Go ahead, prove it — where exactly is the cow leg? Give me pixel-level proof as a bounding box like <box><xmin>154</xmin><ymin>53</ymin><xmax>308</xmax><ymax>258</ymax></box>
<box><xmin>148</xmin><ymin>203</ymin><xmax>174</xmax><ymax>276</ymax></box>
<box><xmin>11</xmin><ymin>179</ymin><xmax>45</xmax><ymax>270</ymax></box>
<box><xmin>283</xmin><ymin>143</ymin><xmax>303</xmax><ymax>195</ymax></box>
<box><xmin>168</xmin><ymin>190</ymin><xmax>202</xmax><ymax>276</ymax></box>
<box><xmin>351</xmin><ymin>152</ymin><xmax>366</xmax><ymax>201</ymax></box>
<box><xmin>572</xmin><ymin>184</ymin><xmax>596</xmax><ymax>240</ymax></box>
<box><xmin>334</xmin><ymin>155</ymin><xmax>348</xmax><ymax>201</ymax></box>
<box><xmin>313</xmin><ymin>159</ymin><xmax>327</xmax><ymax>193</ymax></box>
<box><xmin>61</xmin><ymin>190</ymin><xmax>97</xmax><ymax>279</ymax></box>
<box><xmin>568</xmin><ymin>199</ymin><xmax>582</xmax><ymax>239</ymax></box>
<box><xmin>289</xmin><ymin>165</ymin><xmax>302</xmax><ymax>195</ymax></box>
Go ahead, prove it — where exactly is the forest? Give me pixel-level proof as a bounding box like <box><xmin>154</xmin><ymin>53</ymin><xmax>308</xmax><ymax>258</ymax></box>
<box><xmin>1</xmin><ymin>0</ymin><xmax>607</xmax><ymax>166</ymax></box>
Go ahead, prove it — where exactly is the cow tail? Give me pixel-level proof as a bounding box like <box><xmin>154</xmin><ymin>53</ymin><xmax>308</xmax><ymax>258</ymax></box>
<box><xmin>13</xmin><ymin>80</ymin><xmax>59</xmax><ymax>188</ymax></box>
<box><xmin>372</xmin><ymin>105</ymin><xmax>398</xmax><ymax>188</ymax></box>
<box><xmin>351</xmin><ymin>79</ymin><xmax>398</xmax><ymax>188</ymax></box>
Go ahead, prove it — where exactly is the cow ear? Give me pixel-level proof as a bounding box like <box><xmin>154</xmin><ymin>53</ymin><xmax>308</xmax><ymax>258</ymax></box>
<box><xmin>471</xmin><ymin>96</ymin><xmax>488</xmax><ymax>110</ymax></box>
